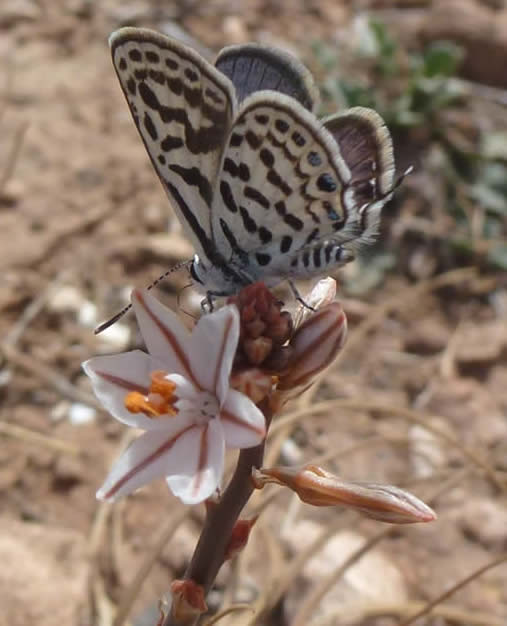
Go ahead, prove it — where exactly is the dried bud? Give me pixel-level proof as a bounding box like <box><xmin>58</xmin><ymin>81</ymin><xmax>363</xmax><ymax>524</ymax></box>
<box><xmin>230</xmin><ymin>368</ymin><xmax>274</xmax><ymax>404</ymax></box>
<box><xmin>277</xmin><ymin>302</ymin><xmax>347</xmax><ymax>391</ymax></box>
<box><xmin>170</xmin><ymin>579</ymin><xmax>207</xmax><ymax>623</ymax></box>
<box><xmin>229</xmin><ymin>282</ymin><xmax>292</xmax><ymax>368</ymax></box>
<box><xmin>224</xmin><ymin>516</ymin><xmax>259</xmax><ymax>560</ymax></box>
<box><xmin>252</xmin><ymin>465</ymin><xmax>436</xmax><ymax>524</ymax></box>
<box><xmin>243</xmin><ymin>336</ymin><xmax>273</xmax><ymax>365</ymax></box>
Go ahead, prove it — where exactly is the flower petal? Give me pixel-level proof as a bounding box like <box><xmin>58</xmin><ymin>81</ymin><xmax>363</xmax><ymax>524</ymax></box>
<box><xmin>96</xmin><ymin>414</ymin><xmax>197</xmax><ymax>502</ymax></box>
<box><xmin>220</xmin><ymin>389</ymin><xmax>266</xmax><ymax>448</ymax></box>
<box><xmin>83</xmin><ymin>351</ymin><xmax>174</xmax><ymax>431</ymax></box>
<box><xmin>166</xmin><ymin>419</ymin><xmax>225</xmax><ymax>504</ymax></box>
<box><xmin>131</xmin><ymin>289</ymin><xmax>194</xmax><ymax>381</ymax></box>
<box><xmin>189</xmin><ymin>305</ymin><xmax>239</xmax><ymax>401</ymax></box>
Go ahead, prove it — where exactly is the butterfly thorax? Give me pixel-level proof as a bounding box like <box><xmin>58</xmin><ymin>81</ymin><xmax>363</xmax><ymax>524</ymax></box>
<box><xmin>190</xmin><ymin>254</ymin><xmax>252</xmax><ymax>296</ymax></box>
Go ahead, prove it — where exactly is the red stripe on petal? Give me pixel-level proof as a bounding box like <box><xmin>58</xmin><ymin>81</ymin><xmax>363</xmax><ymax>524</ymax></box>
<box><xmin>192</xmin><ymin>425</ymin><xmax>209</xmax><ymax>497</ymax></box>
<box><xmin>95</xmin><ymin>370</ymin><xmax>149</xmax><ymax>394</ymax></box>
<box><xmin>220</xmin><ymin>409</ymin><xmax>266</xmax><ymax>437</ymax></box>
<box><xmin>212</xmin><ymin>313</ymin><xmax>234</xmax><ymax>396</ymax></box>
<box><xmin>103</xmin><ymin>424</ymin><xmax>195</xmax><ymax>500</ymax></box>
<box><xmin>136</xmin><ymin>291</ymin><xmax>199</xmax><ymax>388</ymax></box>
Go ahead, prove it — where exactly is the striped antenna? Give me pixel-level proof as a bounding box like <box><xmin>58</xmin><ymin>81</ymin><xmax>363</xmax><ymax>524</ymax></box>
<box><xmin>94</xmin><ymin>260</ymin><xmax>190</xmax><ymax>334</ymax></box>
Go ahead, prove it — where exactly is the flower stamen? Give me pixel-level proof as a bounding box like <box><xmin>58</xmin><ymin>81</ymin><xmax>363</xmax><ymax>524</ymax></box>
<box><xmin>125</xmin><ymin>370</ymin><xmax>178</xmax><ymax>418</ymax></box>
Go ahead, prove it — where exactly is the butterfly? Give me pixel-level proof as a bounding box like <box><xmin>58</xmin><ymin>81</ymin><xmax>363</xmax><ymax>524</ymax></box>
<box><xmin>109</xmin><ymin>28</ymin><xmax>395</xmax><ymax>299</ymax></box>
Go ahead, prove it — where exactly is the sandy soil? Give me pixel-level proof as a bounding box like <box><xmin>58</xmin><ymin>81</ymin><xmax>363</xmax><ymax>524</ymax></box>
<box><xmin>1</xmin><ymin>1</ymin><xmax>506</xmax><ymax>625</ymax></box>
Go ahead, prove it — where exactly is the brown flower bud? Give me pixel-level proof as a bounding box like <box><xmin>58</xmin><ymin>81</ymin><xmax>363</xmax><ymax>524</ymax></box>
<box><xmin>170</xmin><ymin>579</ymin><xmax>207</xmax><ymax>623</ymax></box>
<box><xmin>224</xmin><ymin>516</ymin><xmax>259</xmax><ymax>560</ymax></box>
<box><xmin>277</xmin><ymin>302</ymin><xmax>347</xmax><ymax>391</ymax></box>
<box><xmin>230</xmin><ymin>368</ymin><xmax>274</xmax><ymax>404</ymax></box>
<box><xmin>252</xmin><ymin>465</ymin><xmax>436</xmax><ymax>524</ymax></box>
<box><xmin>229</xmin><ymin>282</ymin><xmax>292</xmax><ymax>368</ymax></box>
<box><xmin>243</xmin><ymin>336</ymin><xmax>273</xmax><ymax>365</ymax></box>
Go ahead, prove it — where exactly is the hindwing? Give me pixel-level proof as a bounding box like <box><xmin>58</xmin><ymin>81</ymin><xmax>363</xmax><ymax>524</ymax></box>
<box><xmin>211</xmin><ymin>92</ymin><xmax>362</xmax><ymax>274</ymax></box>
<box><xmin>215</xmin><ymin>43</ymin><xmax>319</xmax><ymax>112</ymax></box>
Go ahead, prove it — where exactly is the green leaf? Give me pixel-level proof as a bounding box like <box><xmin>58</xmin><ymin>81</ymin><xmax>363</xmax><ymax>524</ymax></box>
<box><xmin>422</xmin><ymin>42</ymin><xmax>463</xmax><ymax>78</ymax></box>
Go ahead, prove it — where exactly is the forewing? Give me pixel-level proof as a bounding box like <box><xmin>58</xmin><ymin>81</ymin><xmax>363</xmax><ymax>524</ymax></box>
<box><xmin>211</xmin><ymin>91</ymin><xmax>360</xmax><ymax>273</ymax></box>
<box><xmin>110</xmin><ymin>27</ymin><xmax>237</xmax><ymax>258</ymax></box>
<box><xmin>215</xmin><ymin>44</ymin><xmax>319</xmax><ymax>113</ymax></box>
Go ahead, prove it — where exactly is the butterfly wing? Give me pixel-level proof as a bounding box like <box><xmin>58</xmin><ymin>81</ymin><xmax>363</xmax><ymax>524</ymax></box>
<box><xmin>109</xmin><ymin>28</ymin><xmax>237</xmax><ymax>260</ymax></box>
<box><xmin>323</xmin><ymin>107</ymin><xmax>395</xmax><ymax>241</ymax></box>
<box><xmin>210</xmin><ymin>91</ymin><xmax>361</xmax><ymax>275</ymax></box>
<box><xmin>211</xmin><ymin>91</ymin><xmax>395</xmax><ymax>281</ymax></box>
<box><xmin>215</xmin><ymin>43</ymin><xmax>319</xmax><ymax>113</ymax></box>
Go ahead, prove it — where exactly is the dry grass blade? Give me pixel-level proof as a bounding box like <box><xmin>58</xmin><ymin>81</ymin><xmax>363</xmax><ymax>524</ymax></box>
<box><xmin>263</xmin><ymin>512</ymin><xmax>355</xmax><ymax>620</ymax></box>
<box><xmin>204</xmin><ymin>604</ymin><xmax>254</xmax><ymax>625</ymax></box>
<box><xmin>92</xmin><ymin>576</ymin><xmax>116</xmax><ymax>626</ymax></box>
<box><xmin>293</xmin><ymin>470</ymin><xmax>469</xmax><ymax>626</ymax></box>
<box><xmin>339</xmin><ymin>267</ymin><xmax>478</xmax><ymax>358</ymax></box>
<box><xmin>292</xmin><ymin>526</ymin><xmax>392</xmax><ymax>626</ymax></box>
<box><xmin>113</xmin><ymin>507</ymin><xmax>190</xmax><ymax>626</ymax></box>
<box><xmin>300</xmin><ymin>267</ymin><xmax>478</xmax><ymax>408</ymax></box>
<box><xmin>270</xmin><ymin>398</ymin><xmax>505</xmax><ymax>492</ymax></box>
<box><xmin>0</xmin><ymin>421</ymin><xmax>81</xmax><ymax>455</ymax></box>
<box><xmin>228</xmin><ymin>508</ymin><xmax>286</xmax><ymax>626</ymax></box>
<box><xmin>397</xmin><ymin>553</ymin><xmax>507</xmax><ymax>626</ymax></box>
<box><xmin>87</xmin><ymin>431</ymin><xmax>136</xmax><ymax>623</ymax></box>
<box><xmin>0</xmin><ymin>121</ymin><xmax>28</xmax><ymax>196</ymax></box>
<box><xmin>314</xmin><ymin>601</ymin><xmax>505</xmax><ymax>626</ymax></box>
<box><xmin>1</xmin><ymin>342</ymin><xmax>100</xmax><ymax>408</ymax></box>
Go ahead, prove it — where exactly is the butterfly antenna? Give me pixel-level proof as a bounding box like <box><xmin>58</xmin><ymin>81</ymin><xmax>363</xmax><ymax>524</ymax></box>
<box><xmin>94</xmin><ymin>260</ymin><xmax>191</xmax><ymax>335</ymax></box>
<box><xmin>393</xmin><ymin>165</ymin><xmax>414</xmax><ymax>192</ymax></box>
<box><xmin>377</xmin><ymin>165</ymin><xmax>414</xmax><ymax>204</ymax></box>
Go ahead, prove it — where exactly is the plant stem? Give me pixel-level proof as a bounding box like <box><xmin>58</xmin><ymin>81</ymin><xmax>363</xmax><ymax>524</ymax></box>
<box><xmin>162</xmin><ymin>403</ymin><xmax>272</xmax><ymax>626</ymax></box>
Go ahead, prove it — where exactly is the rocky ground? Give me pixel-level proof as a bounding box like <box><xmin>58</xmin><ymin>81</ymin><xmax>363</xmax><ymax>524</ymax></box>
<box><xmin>1</xmin><ymin>1</ymin><xmax>506</xmax><ymax>625</ymax></box>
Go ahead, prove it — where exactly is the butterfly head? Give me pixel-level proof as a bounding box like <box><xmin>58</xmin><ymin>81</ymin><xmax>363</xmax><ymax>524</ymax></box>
<box><xmin>189</xmin><ymin>254</ymin><xmax>238</xmax><ymax>296</ymax></box>
<box><xmin>189</xmin><ymin>254</ymin><xmax>205</xmax><ymax>288</ymax></box>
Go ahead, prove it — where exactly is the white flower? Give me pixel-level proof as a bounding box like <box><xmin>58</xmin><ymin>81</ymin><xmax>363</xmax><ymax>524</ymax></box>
<box><xmin>83</xmin><ymin>289</ymin><xmax>266</xmax><ymax>505</ymax></box>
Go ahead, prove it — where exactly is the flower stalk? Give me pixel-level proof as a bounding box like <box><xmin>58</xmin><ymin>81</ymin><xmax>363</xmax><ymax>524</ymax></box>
<box><xmin>82</xmin><ymin>279</ymin><xmax>436</xmax><ymax>625</ymax></box>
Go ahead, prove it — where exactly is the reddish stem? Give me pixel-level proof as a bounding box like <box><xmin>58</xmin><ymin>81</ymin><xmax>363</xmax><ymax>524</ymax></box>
<box><xmin>162</xmin><ymin>403</ymin><xmax>272</xmax><ymax>625</ymax></box>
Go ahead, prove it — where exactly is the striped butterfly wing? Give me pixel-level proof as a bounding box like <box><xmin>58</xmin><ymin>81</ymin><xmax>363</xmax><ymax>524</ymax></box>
<box><xmin>215</xmin><ymin>43</ymin><xmax>319</xmax><ymax>112</ymax></box>
<box><xmin>211</xmin><ymin>93</ymin><xmax>395</xmax><ymax>280</ymax></box>
<box><xmin>211</xmin><ymin>91</ymin><xmax>360</xmax><ymax>276</ymax></box>
<box><xmin>109</xmin><ymin>28</ymin><xmax>237</xmax><ymax>260</ymax></box>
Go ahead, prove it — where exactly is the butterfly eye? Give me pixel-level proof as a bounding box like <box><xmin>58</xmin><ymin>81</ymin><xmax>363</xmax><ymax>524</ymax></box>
<box><xmin>190</xmin><ymin>257</ymin><xmax>204</xmax><ymax>285</ymax></box>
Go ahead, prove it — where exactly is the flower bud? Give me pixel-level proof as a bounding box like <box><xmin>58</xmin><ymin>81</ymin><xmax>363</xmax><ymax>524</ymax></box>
<box><xmin>229</xmin><ymin>282</ymin><xmax>293</xmax><ymax>368</ymax></box>
<box><xmin>230</xmin><ymin>368</ymin><xmax>274</xmax><ymax>404</ymax></box>
<box><xmin>224</xmin><ymin>516</ymin><xmax>259</xmax><ymax>560</ymax></box>
<box><xmin>252</xmin><ymin>465</ymin><xmax>436</xmax><ymax>524</ymax></box>
<box><xmin>170</xmin><ymin>579</ymin><xmax>207</xmax><ymax>623</ymax></box>
<box><xmin>277</xmin><ymin>302</ymin><xmax>347</xmax><ymax>391</ymax></box>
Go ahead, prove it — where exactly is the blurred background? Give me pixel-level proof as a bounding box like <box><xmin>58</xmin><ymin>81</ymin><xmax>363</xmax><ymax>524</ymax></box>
<box><xmin>1</xmin><ymin>1</ymin><xmax>506</xmax><ymax>625</ymax></box>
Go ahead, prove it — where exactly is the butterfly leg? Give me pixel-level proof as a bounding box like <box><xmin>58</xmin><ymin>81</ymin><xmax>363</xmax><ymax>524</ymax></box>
<box><xmin>288</xmin><ymin>279</ymin><xmax>315</xmax><ymax>311</ymax></box>
<box><xmin>201</xmin><ymin>293</ymin><xmax>216</xmax><ymax>313</ymax></box>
